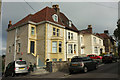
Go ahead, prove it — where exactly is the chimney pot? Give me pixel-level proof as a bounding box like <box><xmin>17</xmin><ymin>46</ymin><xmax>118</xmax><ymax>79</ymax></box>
<box><xmin>87</xmin><ymin>25</ymin><xmax>92</xmax><ymax>33</ymax></box>
<box><xmin>104</xmin><ymin>30</ymin><xmax>109</xmax><ymax>34</ymax></box>
<box><xmin>8</xmin><ymin>20</ymin><xmax>12</xmax><ymax>28</ymax></box>
<box><xmin>52</xmin><ymin>4</ymin><xmax>60</xmax><ymax>14</ymax></box>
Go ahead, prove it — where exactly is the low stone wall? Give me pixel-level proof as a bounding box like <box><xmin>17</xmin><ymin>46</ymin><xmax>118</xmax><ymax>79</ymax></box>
<box><xmin>46</xmin><ymin>61</ymin><xmax>70</xmax><ymax>73</ymax></box>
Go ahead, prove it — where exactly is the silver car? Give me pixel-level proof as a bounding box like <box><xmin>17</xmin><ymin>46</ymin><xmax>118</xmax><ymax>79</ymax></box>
<box><xmin>5</xmin><ymin>60</ymin><xmax>29</xmax><ymax>77</ymax></box>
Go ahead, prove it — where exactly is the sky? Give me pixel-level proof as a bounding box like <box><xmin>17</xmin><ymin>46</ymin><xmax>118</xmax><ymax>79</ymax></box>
<box><xmin>1</xmin><ymin>1</ymin><xmax>119</xmax><ymax>55</ymax></box>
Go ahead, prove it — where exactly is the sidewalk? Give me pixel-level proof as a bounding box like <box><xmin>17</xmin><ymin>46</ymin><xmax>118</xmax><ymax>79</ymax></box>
<box><xmin>29</xmin><ymin>71</ymin><xmax>69</xmax><ymax>78</ymax></box>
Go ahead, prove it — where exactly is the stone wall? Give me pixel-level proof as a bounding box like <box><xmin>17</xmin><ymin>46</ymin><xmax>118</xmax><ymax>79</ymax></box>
<box><xmin>46</xmin><ymin>61</ymin><xmax>70</xmax><ymax>73</ymax></box>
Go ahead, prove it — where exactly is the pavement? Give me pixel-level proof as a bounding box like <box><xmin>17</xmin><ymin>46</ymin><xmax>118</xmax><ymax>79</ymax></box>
<box><xmin>26</xmin><ymin>63</ymin><xmax>105</xmax><ymax>78</ymax></box>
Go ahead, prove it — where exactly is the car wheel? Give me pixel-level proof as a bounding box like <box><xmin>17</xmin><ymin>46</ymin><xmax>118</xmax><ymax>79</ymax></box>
<box><xmin>83</xmin><ymin>67</ymin><xmax>88</xmax><ymax>73</ymax></box>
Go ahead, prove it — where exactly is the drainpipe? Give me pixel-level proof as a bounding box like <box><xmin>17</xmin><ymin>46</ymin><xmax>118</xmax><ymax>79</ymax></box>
<box><xmin>66</xmin><ymin>29</ymin><xmax>67</xmax><ymax>61</ymax></box>
<box><xmin>14</xmin><ymin>28</ymin><xmax>17</xmax><ymax>61</ymax></box>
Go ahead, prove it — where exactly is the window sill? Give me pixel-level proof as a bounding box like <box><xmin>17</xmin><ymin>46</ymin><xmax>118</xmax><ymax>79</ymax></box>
<box><xmin>51</xmin><ymin>52</ymin><xmax>63</xmax><ymax>54</ymax></box>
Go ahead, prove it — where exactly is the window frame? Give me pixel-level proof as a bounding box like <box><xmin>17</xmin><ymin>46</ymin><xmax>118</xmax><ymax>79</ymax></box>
<box><xmin>68</xmin><ymin>44</ymin><xmax>73</xmax><ymax>54</ymax></box>
<box><xmin>53</xmin><ymin>27</ymin><xmax>56</xmax><ymax>36</ymax></box>
<box><xmin>31</xmin><ymin>27</ymin><xmax>35</xmax><ymax>35</ymax></box>
<box><xmin>94</xmin><ymin>47</ymin><xmax>98</xmax><ymax>53</ymax></box>
<box><xmin>59</xmin><ymin>41</ymin><xmax>62</xmax><ymax>53</ymax></box>
<box><xmin>30</xmin><ymin>41</ymin><xmax>35</xmax><ymax>54</ymax></box>
<box><xmin>57</xmin><ymin>29</ymin><xmax>59</xmax><ymax>36</ymax></box>
<box><xmin>68</xmin><ymin>32</ymin><xmax>70</xmax><ymax>40</ymax></box>
<box><xmin>52</xmin><ymin>58</ymin><xmax>57</xmax><ymax>61</ymax></box>
<box><xmin>18</xmin><ymin>43</ymin><xmax>21</xmax><ymax>52</ymax></box>
<box><xmin>52</xmin><ymin>41</ymin><xmax>57</xmax><ymax>53</ymax></box>
<box><xmin>52</xmin><ymin>14</ymin><xmax>58</xmax><ymax>22</ymax></box>
<box><xmin>71</xmin><ymin>33</ymin><xmax>73</xmax><ymax>40</ymax></box>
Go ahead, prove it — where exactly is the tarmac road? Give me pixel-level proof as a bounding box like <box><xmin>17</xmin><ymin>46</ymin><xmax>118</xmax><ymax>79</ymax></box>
<box><xmin>2</xmin><ymin>61</ymin><xmax>120</xmax><ymax>80</ymax></box>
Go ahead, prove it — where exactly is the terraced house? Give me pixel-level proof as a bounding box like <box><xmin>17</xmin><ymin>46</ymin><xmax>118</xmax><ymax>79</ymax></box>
<box><xmin>6</xmin><ymin>5</ymin><xmax>79</xmax><ymax>67</ymax></box>
<box><xmin>78</xmin><ymin>25</ymin><xmax>105</xmax><ymax>56</ymax></box>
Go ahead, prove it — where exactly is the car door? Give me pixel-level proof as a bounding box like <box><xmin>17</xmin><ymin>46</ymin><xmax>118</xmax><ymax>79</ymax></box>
<box><xmin>87</xmin><ymin>58</ymin><xmax>95</xmax><ymax>70</ymax></box>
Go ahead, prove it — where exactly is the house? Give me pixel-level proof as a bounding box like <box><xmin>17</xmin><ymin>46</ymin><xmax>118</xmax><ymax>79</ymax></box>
<box><xmin>96</xmin><ymin>30</ymin><xmax>117</xmax><ymax>54</ymax></box>
<box><xmin>78</xmin><ymin>25</ymin><xmax>105</xmax><ymax>56</ymax></box>
<box><xmin>6</xmin><ymin>5</ymin><xmax>79</xmax><ymax>67</ymax></box>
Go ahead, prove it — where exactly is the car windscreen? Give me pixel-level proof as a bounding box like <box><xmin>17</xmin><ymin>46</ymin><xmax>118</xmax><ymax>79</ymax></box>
<box><xmin>16</xmin><ymin>61</ymin><xmax>26</xmax><ymax>65</ymax></box>
<box><xmin>71</xmin><ymin>58</ymin><xmax>82</xmax><ymax>62</ymax></box>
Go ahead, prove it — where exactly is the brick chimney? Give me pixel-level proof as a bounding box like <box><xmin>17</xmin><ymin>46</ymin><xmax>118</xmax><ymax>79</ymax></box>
<box><xmin>52</xmin><ymin>4</ymin><xmax>60</xmax><ymax>14</ymax></box>
<box><xmin>8</xmin><ymin>20</ymin><xmax>12</xmax><ymax>28</ymax></box>
<box><xmin>87</xmin><ymin>25</ymin><xmax>92</xmax><ymax>33</ymax></box>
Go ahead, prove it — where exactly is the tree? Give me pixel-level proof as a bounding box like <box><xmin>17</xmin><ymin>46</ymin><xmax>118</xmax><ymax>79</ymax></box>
<box><xmin>114</xmin><ymin>19</ymin><xmax>120</xmax><ymax>57</ymax></box>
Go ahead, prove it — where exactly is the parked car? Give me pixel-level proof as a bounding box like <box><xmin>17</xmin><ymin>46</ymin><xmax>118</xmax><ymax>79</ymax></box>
<box><xmin>69</xmin><ymin>56</ymin><xmax>98</xmax><ymax>74</ymax></box>
<box><xmin>87</xmin><ymin>54</ymin><xmax>102</xmax><ymax>59</ymax></box>
<box><xmin>5</xmin><ymin>60</ymin><xmax>29</xmax><ymax>77</ymax></box>
<box><xmin>102</xmin><ymin>54</ymin><xmax>118</xmax><ymax>63</ymax></box>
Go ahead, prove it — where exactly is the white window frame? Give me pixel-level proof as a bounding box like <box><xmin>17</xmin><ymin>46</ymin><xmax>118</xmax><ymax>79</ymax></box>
<box><xmin>93</xmin><ymin>37</ymin><xmax>96</xmax><ymax>43</ymax></box>
<box><xmin>57</xmin><ymin>29</ymin><xmax>59</xmax><ymax>36</ymax></box>
<box><xmin>52</xmin><ymin>41</ymin><xmax>57</xmax><ymax>53</ymax></box>
<box><xmin>69</xmin><ymin>20</ymin><xmax>72</xmax><ymax>27</ymax></box>
<box><xmin>74</xmin><ymin>44</ymin><xmax>76</xmax><ymax>54</ymax></box>
<box><xmin>71</xmin><ymin>33</ymin><xmax>73</xmax><ymax>40</ymax></box>
<box><xmin>68</xmin><ymin>32</ymin><xmax>70</xmax><ymax>40</ymax></box>
<box><xmin>68</xmin><ymin>44</ymin><xmax>73</xmax><ymax>54</ymax></box>
<box><xmin>94</xmin><ymin>47</ymin><xmax>98</xmax><ymax>53</ymax></box>
<box><xmin>53</xmin><ymin>28</ymin><xmax>56</xmax><ymax>36</ymax></box>
<box><xmin>52</xmin><ymin>14</ymin><xmax>58</xmax><ymax>22</ymax></box>
<box><xmin>31</xmin><ymin>27</ymin><xmax>35</xmax><ymax>35</ymax></box>
<box><xmin>59</xmin><ymin>41</ymin><xmax>62</xmax><ymax>53</ymax></box>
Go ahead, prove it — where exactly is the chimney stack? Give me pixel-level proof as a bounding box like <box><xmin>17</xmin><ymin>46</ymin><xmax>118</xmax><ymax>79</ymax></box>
<box><xmin>52</xmin><ymin>4</ymin><xmax>60</xmax><ymax>14</ymax></box>
<box><xmin>87</xmin><ymin>25</ymin><xmax>92</xmax><ymax>33</ymax></box>
<box><xmin>104</xmin><ymin>30</ymin><xmax>109</xmax><ymax>35</ymax></box>
<box><xmin>8</xmin><ymin>20</ymin><xmax>12</xmax><ymax>28</ymax></box>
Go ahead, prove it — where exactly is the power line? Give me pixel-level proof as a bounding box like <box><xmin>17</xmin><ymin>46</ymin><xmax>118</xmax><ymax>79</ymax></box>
<box><xmin>24</xmin><ymin>0</ymin><xmax>36</xmax><ymax>12</ymax></box>
<box><xmin>91</xmin><ymin>2</ymin><xmax>118</xmax><ymax>10</ymax></box>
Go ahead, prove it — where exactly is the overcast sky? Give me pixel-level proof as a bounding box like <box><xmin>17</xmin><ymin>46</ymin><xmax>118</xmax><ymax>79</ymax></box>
<box><xmin>1</xmin><ymin>2</ymin><xmax>118</xmax><ymax>55</ymax></box>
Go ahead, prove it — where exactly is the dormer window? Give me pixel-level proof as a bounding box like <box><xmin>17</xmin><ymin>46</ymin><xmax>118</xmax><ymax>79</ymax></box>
<box><xmin>52</xmin><ymin>14</ymin><xmax>58</xmax><ymax>22</ymax></box>
<box><xmin>69</xmin><ymin>20</ymin><xmax>72</xmax><ymax>27</ymax></box>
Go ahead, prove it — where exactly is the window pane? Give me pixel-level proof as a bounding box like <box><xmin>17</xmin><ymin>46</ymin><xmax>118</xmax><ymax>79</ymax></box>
<box><xmin>68</xmin><ymin>32</ymin><xmax>70</xmax><ymax>39</ymax></box>
<box><xmin>52</xmin><ymin>41</ymin><xmax>57</xmax><ymax>53</ymax></box>
<box><xmin>18</xmin><ymin>43</ymin><xmax>20</xmax><ymax>52</ymax></box>
<box><xmin>59</xmin><ymin>59</ymin><xmax>62</xmax><ymax>61</ymax></box>
<box><xmin>31</xmin><ymin>27</ymin><xmax>35</xmax><ymax>35</ymax></box>
<box><xmin>30</xmin><ymin>41</ymin><xmax>35</xmax><ymax>53</ymax></box>
<box><xmin>52</xmin><ymin>58</ymin><xmax>57</xmax><ymax>61</ymax></box>
<box><xmin>53</xmin><ymin>28</ymin><xmax>56</xmax><ymax>35</ymax></box>
<box><xmin>71</xmin><ymin>33</ymin><xmax>73</xmax><ymax>40</ymax></box>
<box><xmin>68</xmin><ymin>44</ymin><xmax>73</xmax><ymax>54</ymax></box>
<box><xmin>59</xmin><ymin>41</ymin><xmax>62</xmax><ymax>53</ymax></box>
<box><xmin>57</xmin><ymin>29</ymin><xmax>59</xmax><ymax>36</ymax></box>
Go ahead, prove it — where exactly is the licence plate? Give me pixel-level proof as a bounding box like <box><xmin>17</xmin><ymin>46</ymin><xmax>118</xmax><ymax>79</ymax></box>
<box><xmin>19</xmin><ymin>68</ymin><xmax>25</xmax><ymax>69</ymax></box>
<box><xmin>72</xmin><ymin>64</ymin><xmax>78</xmax><ymax>66</ymax></box>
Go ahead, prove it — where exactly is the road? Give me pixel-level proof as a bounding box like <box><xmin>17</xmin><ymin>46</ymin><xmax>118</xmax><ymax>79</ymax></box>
<box><xmin>2</xmin><ymin>61</ymin><xmax>120</xmax><ymax>80</ymax></box>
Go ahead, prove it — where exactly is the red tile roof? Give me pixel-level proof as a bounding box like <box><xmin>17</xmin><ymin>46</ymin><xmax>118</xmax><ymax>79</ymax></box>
<box><xmin>96</xmin><ymin>33</ymin><xmax>110</xmax><ymax>39</ymax></box>
<box><xmin>8</xmin><ymin>6</ymin><xmax>78</xmax><ymax>32</ymax></box>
